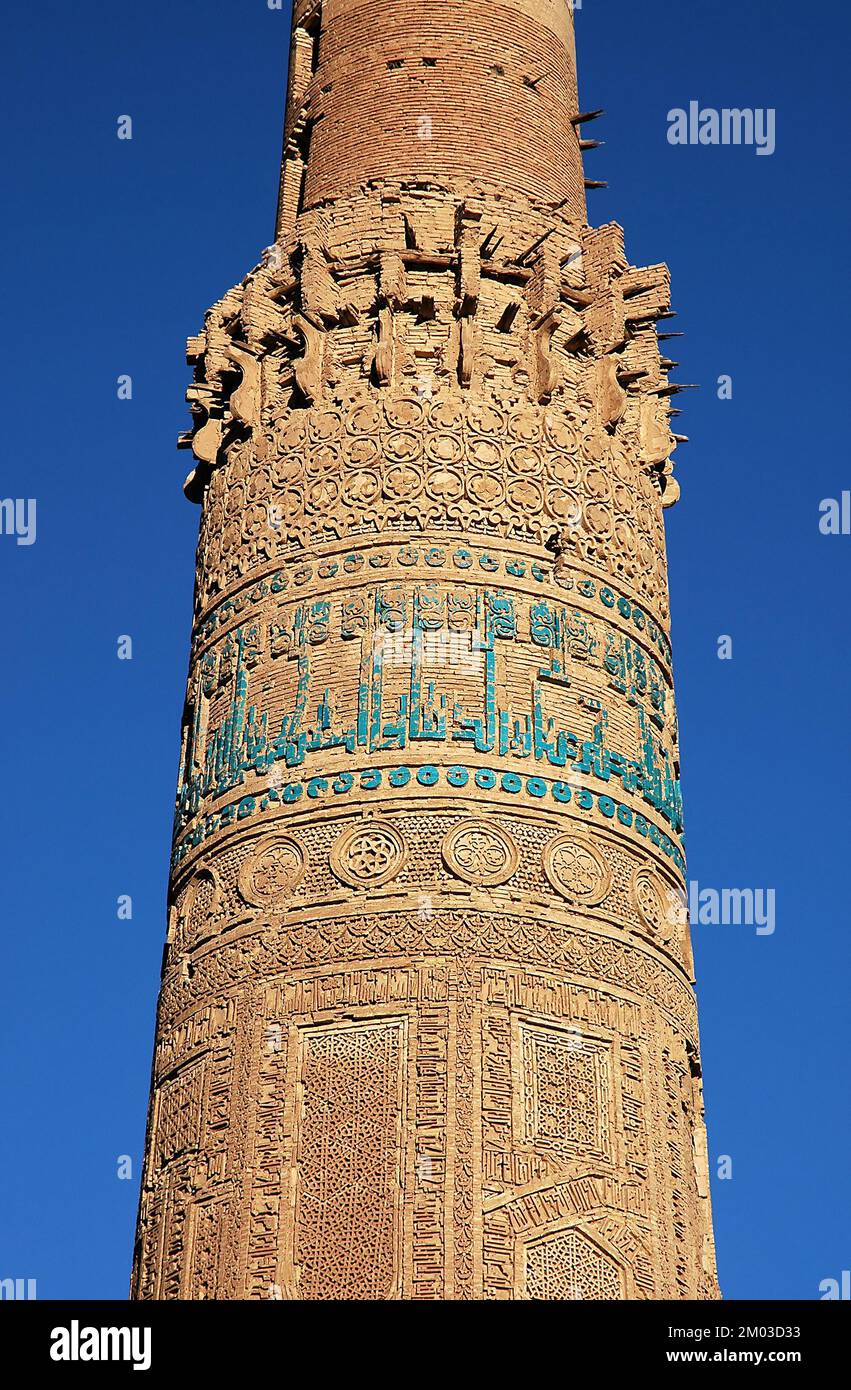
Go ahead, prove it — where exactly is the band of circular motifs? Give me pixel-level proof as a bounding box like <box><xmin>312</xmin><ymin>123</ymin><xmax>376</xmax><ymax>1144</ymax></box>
<box><xmin>215</xmin><ymin>824</ymin><xmax>683</xmax><ymax>936</ymax></box>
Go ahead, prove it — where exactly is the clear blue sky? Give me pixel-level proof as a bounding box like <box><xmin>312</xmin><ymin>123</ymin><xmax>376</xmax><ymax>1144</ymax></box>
<box><xmin>1</xmin><ymin>0</ymin><xmax>848</xmax><ymax>1300</ymax></box>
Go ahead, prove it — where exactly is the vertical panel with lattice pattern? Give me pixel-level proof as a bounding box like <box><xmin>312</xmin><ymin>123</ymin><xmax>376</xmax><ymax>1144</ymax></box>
<box><xmin>293</xmin><ymin>1018</ymin><xmax>406</xmax><ymax>1299</ymax></box>
<box><xmin>516</xmin><ymin>1019</ymin><xmax>613</xmax><ymax>1165</ymax></box>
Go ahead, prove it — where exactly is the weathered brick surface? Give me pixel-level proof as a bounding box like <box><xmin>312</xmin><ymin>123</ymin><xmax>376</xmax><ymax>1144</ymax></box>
<box><xmin>290</xmin><ymin>0</ymin><xmax>584</xmax><ymax>215</ymax></box>
<box><xmin>133</xmin><ymin>0</ymin><xmax>720</xmax><ymax>1302</ymax></box>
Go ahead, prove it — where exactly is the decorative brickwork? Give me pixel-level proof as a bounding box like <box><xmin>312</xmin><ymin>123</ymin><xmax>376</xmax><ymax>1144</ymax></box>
<box><xmin>133</xmin><ymin>0</ymin><xmax>719</xmax><ymax>1300</ymax></box>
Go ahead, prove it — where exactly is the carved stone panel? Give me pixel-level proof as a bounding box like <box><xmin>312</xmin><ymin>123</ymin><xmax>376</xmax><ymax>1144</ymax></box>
<box><xmin>514</xmin><ymin>1017</ymin><xmax>614</xmax><ymax>1166</ymax></box>
<box><xmin>289</xmin><ymin>1017</ymin><xmax>407</xmax><ymax>1300</ymax></box>
<box><xmin>524</xmin><ymin>1227</ymin><xmax>625</xmax><ymax>1301</ymax></box>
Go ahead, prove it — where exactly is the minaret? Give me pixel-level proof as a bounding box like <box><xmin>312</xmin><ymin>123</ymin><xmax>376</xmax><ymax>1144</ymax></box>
<box><xmin>133</xmin><ymin>0</ymin><xmax>719</xmax><ymax>1300</ymax></box>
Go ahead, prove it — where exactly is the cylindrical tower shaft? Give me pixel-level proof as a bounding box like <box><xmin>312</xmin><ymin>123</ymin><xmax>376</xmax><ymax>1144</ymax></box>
<box><xmin>133</xmin><ymin>1</ymin><xmax>719</xmax><ymax>1301</ymax></box>
<box><xmin>277</xmin><ymin>0</ymin><xmax>586</xmax><ymax>231</ymax></box>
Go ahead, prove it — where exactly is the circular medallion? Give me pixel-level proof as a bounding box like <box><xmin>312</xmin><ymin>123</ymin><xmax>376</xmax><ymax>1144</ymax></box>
<box><xmin>428</xmin><ymin>400</ymin><xmax>463</xmax><ymax>431</ymax></box>
<box><xmin>206</xmin><ymin>501</ymin><xmax>225</xmax><ymax>535</ymax></box>
<box><xmin>584</xmin><ymin>501</ymin><xmax>612</xmax><ymax>537</ymax></box>
<box><xmin>630</xmin><ymin>865</ymin><xmax>678</xmax><ymax>942</ymax></box>
<box><xmin>425</xmin><ymin>468</ymin><xmax>464</xmax><ymax>501</ymax></box>
<box><xmin>278</xmin><ymin>489</ymin><xmax>302</xmax><ymax>522</ymax></box>
<box><xmin>349</xmin><ymin>435</ymin><xmax>379</xmax><ymax>467</ymax></box>
<box><xmin>384</xmin><ymin>464</ymin><xmax>422</xmax><ymax>500</ymax></box>
<box><xmin>442</xmin><ymin>820</ymin><xmax>519</xmax><ymax>887</ymax></box>
<box><xmin>543</xmin><ymin>834</ymin><xmax>611</xmax><ymax>906</ymax></box>
<box><xmin>614</xmin><ymin>483</ymin><xmax>633</xmax><ymax>514</ymax></box>
<box><xmin>607</xmin><ymin>436</ymin><xmax>633</xmax><ymax>482</ymax></box>
<box><xmin>543</xmin><ymin>415</ymin><xmax>578</xmax><ymax>452</ymax></box>
<box><xmin>467</xmin><ymin>472</ymin><xmax>505</xmax><ymax>505</ymax></box>
<box><xmin>347</xmin><ymin>402</ymin><xmax>382</xmax><ymax>435</ymax></box>
<box><xmin>384</xmin><ymin>429</ymin><xmax>421</xmax><ymax>463</ymax></box>
<box><xmin>306</xmin><ymin>444</ymin><xmax>339</xmax><ymax>477</ymax></box>
<box><xmin>330</xmin><ymin>820</ymin><xmax>406</xmax><ymax>888</ymax></box>
<box><xmin>238</xmin><ymin>835</ymin><xmax>305</xmax><ymax>907</ymax></box>
<box><xmin>243</xmin><ymin>503</ymin><xmax>268</xmax><ymax>538</ymax></box>
<box><xmin>507</xmin><ymin>408</ymin><xmax>542</xmax><ymax>443</ymax></box>
<box><xmin>466</xmin><ymin>401</ymin><xmax>504</xmax><ymax>435</ymax></box>
<box><xmin>466</xmin><ymin>436</ymin><xmax>502</xmax><ymax>469</ymax></box>
<box><xmin>278</xmin><ymin>415</ymin><xmax>307</xmax><ymax>449</ymax></box>
<box><xmin>547</xmin><ymin>487</ymin><xmax>583</xmax><ymax>526</ymax></box>
<box><xmin>614</xmin><ymin>517</ymin><xmax>638</xmax><ymax>556</ymax></box>
<box><xmin>385</xmin><ymin>396</ymin><xmax>424</xmax><ymax>429</ymax></box>
<box><xmin>426</xmin><ymin>432</ymin><xmax>464</xmax><ymax>465</ymax></box>
<box><xmin>506</xmin><ymin>477</ymin><xmax>544</xmax><ymax>511</ymax></box>
<box><xmin>342</xmin><ymin>470</ymin><xmax>381</xmax><ymax>505</ymax></box>
<box><xmin>306</xmin><ymin>478</ymin><xmax>338</xmax><ymax>510</ymax></box>
<box><xmin>584</xmin><ymin>466</ymin><xmax>611</xmax><ymax>500</ymax></box>
<box><xmin>308</xmin><ymin>409</ymin><xmax>342</xmax><ymax>443</ymax></box>
<box><xmin>507</xmin><ymin>444</ymin><xmax>543</xmax><ymax>476</ymax></box>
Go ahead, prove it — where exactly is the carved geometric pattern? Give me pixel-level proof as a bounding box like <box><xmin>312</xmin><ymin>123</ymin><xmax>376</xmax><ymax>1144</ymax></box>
<box><xmin>441</xmin><ymin>819</ymin><xmax>520</xmax><ymax>886</ymax></box>
<box><xmin>524</xmin><ymin>1227</ymin><xmax>624</xmax><ymax>1300</ymax></box>
<box><xmin>237</xmin><ymin>833</ymin><xmax>304</xmax><ymax>907</ymax></box>
<box><xmin>517</xmin><ymin>1019</ymin><xmax>613</xmax><ymax>1165</ymax></box>
<box><xmin>542</xmin><ymin>832</ymin><xmax>611</xmax><ymax>906</ymax></box>
<box><xmin>293</xmin><ymin>1019</ymin><xmax>406</xmax><ymax>1300</ymax></box>
<box><xmin>154</xmin><ymin>1059</ymin><xmax>205</xmax><ymax>1168</ymax></box>
<box><xmin>186</xmin><ymin>1197</ymin><xmax>231</xmax><ymax>1300</ymax></box>
<box><xmin>329</xmin><ymin>820</ymin><xmax>407</xmax><ymax>888</ymax></box>
<box><xmin>180</xmin><ymin>868</ymin><xmax>220</xmax><ymax>950</ymax></box>
<box><xmin>200</xmin><ymin>393</ymin><xmax>670</xmax><ymax>617</ymax></box>
<box><xmin>159</xmin><ymin>903</ymin><xmax>700</xmax><ymax>1041</ymax></box>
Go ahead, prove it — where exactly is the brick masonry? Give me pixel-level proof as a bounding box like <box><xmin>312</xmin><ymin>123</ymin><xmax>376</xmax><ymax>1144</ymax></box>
<box><xmin>131</xmin><ymin>0</ymin><xmax>720</xmax><ymax>1301</ymax></box>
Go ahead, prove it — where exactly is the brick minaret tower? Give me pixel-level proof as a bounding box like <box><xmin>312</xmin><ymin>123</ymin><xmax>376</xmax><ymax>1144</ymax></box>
<box><xmin>133</xmin><ymin>0</ymin><xmax>719</xmax><ymax>1300</ymax></box>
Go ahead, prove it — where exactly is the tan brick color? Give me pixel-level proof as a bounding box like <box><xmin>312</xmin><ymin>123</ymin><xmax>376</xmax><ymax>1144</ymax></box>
<box><xmin>132</xmin><ymin>0</ymin><xmax>720</xmax><ymax>1300</ymax></box>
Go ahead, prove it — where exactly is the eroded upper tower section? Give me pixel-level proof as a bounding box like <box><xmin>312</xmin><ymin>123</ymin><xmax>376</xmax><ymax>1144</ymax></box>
<box><xmin>181</xmin><ymin>0</ymin><xmax>684</xmax><ymax>630</ymax></box>
<box><xmin>277</xmin><ymin>0</ymin><xmax>587</xmax><ymax>230</ymax></box>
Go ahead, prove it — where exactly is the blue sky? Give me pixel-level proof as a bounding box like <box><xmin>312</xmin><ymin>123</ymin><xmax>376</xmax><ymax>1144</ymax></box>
<box><xmin>0</xmin><ymin>0</ymin><xmax>848</xmax><ymax>1299</ymax></box>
